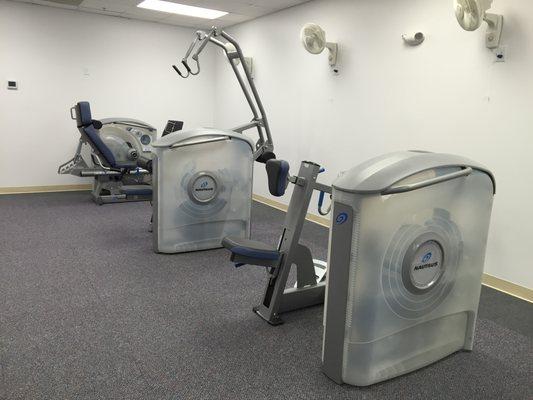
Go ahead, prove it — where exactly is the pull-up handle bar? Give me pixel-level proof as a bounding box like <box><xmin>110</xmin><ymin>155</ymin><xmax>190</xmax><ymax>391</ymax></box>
<box><xmin>172</xmin><ymin>27</ymin><xmax>274</xmax><ymax>161</ymax></box>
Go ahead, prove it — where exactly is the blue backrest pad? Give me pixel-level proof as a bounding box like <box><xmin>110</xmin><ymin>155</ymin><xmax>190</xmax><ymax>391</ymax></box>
<box><xmin>83</xmin><ymin>125</ymin><xmax>117</xmax><ymax>167</ymax></box>
<box><xmin>77</xmin><ymin>101</ymin><xmax>93</xmax><ymax>127</ymax></box>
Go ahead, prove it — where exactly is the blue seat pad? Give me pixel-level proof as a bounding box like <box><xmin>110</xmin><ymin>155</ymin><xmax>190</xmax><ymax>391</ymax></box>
<box><xmin>120</xmin><ymin>185</ymin><xmax>152</xmax><ymax>196</ymax></box>
<box><xmin>222</xmin><ymin>236</ymin><xmax>280</xmax><ymax>261</ymax></box>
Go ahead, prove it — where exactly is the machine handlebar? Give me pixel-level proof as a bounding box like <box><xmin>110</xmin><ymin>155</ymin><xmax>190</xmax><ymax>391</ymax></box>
<box><xmin>172</xmin><ymin>26</ymin><xmax>274</xmax><ymax>161</ymax></box>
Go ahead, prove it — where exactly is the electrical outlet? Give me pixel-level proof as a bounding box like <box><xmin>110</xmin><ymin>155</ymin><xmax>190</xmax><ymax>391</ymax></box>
<box><xmin>494</xmin><ymin>46</ymin><xmax>506</xmax><ymax>62</ymax></box>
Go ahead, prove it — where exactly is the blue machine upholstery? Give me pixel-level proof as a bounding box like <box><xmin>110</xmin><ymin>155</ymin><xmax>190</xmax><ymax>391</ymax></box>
<box><xmin>77</xmin><ymin>101</ymin><xmax>93</xmax><ymax>127</ymax></box>
<box><xmin>120</xmin><ymin>185</ymin><xmax>153</xmax><ymax>196</ymax></box>
<box><xmin>84</xmin><ymin>124</ymin><xmax>119</xmax><ymax>167</ymax></box>
<box><xmin>76</xmin><ymin>101</ymin><xmax>136</xmax><ymax>169</ymax></box>
<box><xmin>266</xmin><ymin>159</ymin><xmax>290</xmax><ymax>197</ymax></box>
<box><xmin>222</xmin><ymin>236</ymin><xmax>281</xmax><ymax>261</ymax></box>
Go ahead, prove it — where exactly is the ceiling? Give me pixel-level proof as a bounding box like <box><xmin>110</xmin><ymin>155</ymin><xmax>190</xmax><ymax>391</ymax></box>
<box><xmin>11</xmin><ymin>0</ymin><xmax>311</xmax><ymax>28</ymax></box>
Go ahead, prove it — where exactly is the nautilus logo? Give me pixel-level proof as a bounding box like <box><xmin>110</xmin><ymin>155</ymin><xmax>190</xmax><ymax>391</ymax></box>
<box><xmin>189</xmin><ymin>173</ymin><xmax>218</xmax><ymax>204</ymax></box>
<box><xmin>336</xmin><ymin>212</ymin><xmax>348</xmax><ymax>225</ymax></box>
<box><xmin>195</xmin><ymin>180</ymin><xmax>213</xmax><ymax>192</ymax></box>
<box><xmin>422</xmin><ymin>252</ymin><xmax>432</xmax><ymax>263</ymax></box>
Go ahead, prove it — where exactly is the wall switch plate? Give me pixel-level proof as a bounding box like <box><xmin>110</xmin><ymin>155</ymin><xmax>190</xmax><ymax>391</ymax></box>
<box><xmin>494</xmin><ymin>46</ymin><xmax>506</xmax><ymax>62</ymax></box>
<box><xmin>7</xmin><ymin>80</ymin><xmax>18</xmax><ymax>90</ymax></box>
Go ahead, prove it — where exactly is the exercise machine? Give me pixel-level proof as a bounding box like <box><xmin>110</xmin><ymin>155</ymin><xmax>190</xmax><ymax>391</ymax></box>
<box><xmin>222</xmin><ymin>159</ymin><xmax>331</xmax><ymax>325</ymax></box>
<box><xmin>223</xmin><ymin>151</ymin><xmax>495</xmax><ymax>386</ymax></box>
<box><xmin>58</xmin><ymin>101</ymin><xmax>183</xmax><ymax>204</ymax></box>
<box><xmin>58</xmin><ymin>102</ymin><xmax>155</xmax><ymax>204</ymax></box>
<box><xmin>322</xmin><ymin>151</ymin><xmax>495</xmax><ymax>386</ymax></box>
<box><xmin>152</xmin><ymin>27</ymin><xmax>275</xmax><ymax>253</ymax></box>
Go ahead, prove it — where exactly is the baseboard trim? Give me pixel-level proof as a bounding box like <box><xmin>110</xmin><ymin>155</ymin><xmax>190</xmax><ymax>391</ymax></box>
<box><xmin>2</xmin><ymin>188</ymin><xmax>530</xmax><ymax>302</ymax></box>
<box><xmin>252</xmin><ymin>193</ymin><xmax>532</xmax><ymax>303</ymax></box>
<box><xmin>253</xmin><ymin>193</ymin><xmax>330</xmax><ymax>227</ymax></box>
<box><xmin>482</xmin><ymin>274</ymin><xmax>532</xmax><ymax>303</ymax></box>
<box><xmin>0</xmin><ymin>184</ymin><xmax>92</xmax><ymax>195</ymax></box>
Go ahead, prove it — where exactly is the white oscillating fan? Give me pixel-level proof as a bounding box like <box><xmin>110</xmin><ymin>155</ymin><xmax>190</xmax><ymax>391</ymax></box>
<box><xmin>300</xmin><ymin>23</ymin><xmax>339</xmax><ymax>73</ymax></box>
<box><xmin>454</xmin><ymin>0</ymin><xmax>503</xmax><ymax>49</ymax></box>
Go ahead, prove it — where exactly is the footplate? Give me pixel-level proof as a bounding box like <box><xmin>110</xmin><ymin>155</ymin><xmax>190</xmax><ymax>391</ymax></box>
<box><xmin>58</xmin><ymin>154</ymin><xmax>87</xmax><ymax>175</ymax></box>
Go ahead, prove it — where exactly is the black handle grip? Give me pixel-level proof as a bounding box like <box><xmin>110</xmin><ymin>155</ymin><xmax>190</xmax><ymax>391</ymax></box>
<box><xmin>182</xmin><ymin>60</ymin><xmax>192</xmax><ymax>73</ymax></box>
<box><xmin>172</xmin><ymin>65</ymin><xmax>184</xmax><ymax>77</ymax></box>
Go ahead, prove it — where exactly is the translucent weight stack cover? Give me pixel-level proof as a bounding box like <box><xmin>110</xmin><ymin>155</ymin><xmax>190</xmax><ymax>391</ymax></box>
<box><xmin>152</xmin><ymin>128</ymin><xmax>254</xmax><ymax>253</ymax></box>
<box><xmin>322</xmin><ymin>151</ymin><xmax>495</xmax><ymax>386</ymax></box>
<box><xmin>100</xmin><ymin>122</ymin><xmax>156</xmax><ymax>164</ymax></box>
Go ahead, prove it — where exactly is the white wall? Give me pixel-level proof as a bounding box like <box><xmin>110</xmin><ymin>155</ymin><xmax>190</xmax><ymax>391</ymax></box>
<box><xmin>214</xmin><ymin>0</ymin><xmax>533</xmax><ymax>288</ymax></box>
<box><xmin>1</xmin><ymin>0</ymin><xmax>531</xmax><ymax>288</ymax></box>
<box><xmin>0</xmin><ymin>0</ymin><xmax>215</xmax><ymax>187</ymax></box>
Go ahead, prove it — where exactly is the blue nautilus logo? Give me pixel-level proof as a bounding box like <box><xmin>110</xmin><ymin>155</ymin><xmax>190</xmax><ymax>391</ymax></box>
<box><xmin>336</xmin><ymin>212</ymin><xmax>348</xmax><ymax>225</ymax></box>
<box><xmin>422</xmin><ymin>252</ymin><xmax>432</xmax><ymax>263</ymax></box>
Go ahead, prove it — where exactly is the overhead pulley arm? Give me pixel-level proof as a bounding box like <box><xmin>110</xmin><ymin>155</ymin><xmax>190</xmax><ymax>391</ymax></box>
<box><xmin>172</xmin><ymin>27</ymin><xmax>274</xmax><ymax>161</ymax></box>
<box><xmin>173</xmin><ymin>30</ymin><xmax>203</xmax><ymax>77</ymax></box>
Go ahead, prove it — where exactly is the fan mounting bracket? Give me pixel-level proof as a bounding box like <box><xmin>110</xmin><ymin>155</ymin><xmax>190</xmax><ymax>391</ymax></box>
<box><xmin>326</xmin><ymin>42</ymin><xmax>338</xmax><ymax>68</ymax></box>
<box><xmin>484</xmin><ymin>13</ymin><xmax>503</xmax><ymax>49</ymax></box>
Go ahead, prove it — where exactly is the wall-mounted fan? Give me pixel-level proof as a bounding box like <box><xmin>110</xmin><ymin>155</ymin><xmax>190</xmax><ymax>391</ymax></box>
<box><xmin>300</xmin><ymin>23</ymin><xmax>339</xmax><ymax>73</ymax></box>
<box><xmin>454</xmin><ymin>0</ymin><xmax>503</xmax><ymax>49</ymax></box>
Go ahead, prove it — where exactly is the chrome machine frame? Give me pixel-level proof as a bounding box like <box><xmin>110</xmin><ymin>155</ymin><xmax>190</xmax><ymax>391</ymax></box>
<box><xmin>173</xmin><ymin>27</ymin><xmax>274</xmax><ymax>161</ymax></box>
<box><xmin>223</xmin><ymin>160</ymin><xmax>332</xmax><ymax>325</ymax></box>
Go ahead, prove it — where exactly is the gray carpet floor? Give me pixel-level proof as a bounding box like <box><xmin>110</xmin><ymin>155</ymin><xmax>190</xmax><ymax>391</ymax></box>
<box><xmin>0</xmin><ymin>191</ymin><xmax>532</xmax><ymax>400</ymax></box>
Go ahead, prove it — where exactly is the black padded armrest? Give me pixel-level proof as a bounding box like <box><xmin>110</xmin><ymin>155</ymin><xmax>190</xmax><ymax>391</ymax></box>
<box><xmin>222</xmin><ymin>236</ymin><xmax>280</xmax><ymax>261</ymax></box>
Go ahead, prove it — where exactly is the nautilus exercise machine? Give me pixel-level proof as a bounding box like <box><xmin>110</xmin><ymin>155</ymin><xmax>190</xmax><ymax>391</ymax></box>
<box><xmin>322</xmin><ymin>151</ymin><xmax>495</xmax><ymax>386</ymax></box>
<box><xmin>59</xmin><ymin>101</ymin><xmax>183</xmax><ymax>204</ymax></box>
<box><xmin>58</xmin><ymin>101</ymin><xmax>179</xmax><ymax>204</ymax></box>
<box><xmin>224</xmin><ymin>151</ymin><xmax>495</xmax><ymax>386</ymax></box>
<box><xmin>59</xmin><ymin>102</ymin><xmax>155</xmax><ymax>204</ymax></box>
<box><xmin>222</xmin><ymin>159</ymin><xmax>331</xmax><ymax>325</ymax></box>
<box><xmin>152</xmin><ymin>27</ymin><xmax>275</xmax><ymax>253</ymax></box>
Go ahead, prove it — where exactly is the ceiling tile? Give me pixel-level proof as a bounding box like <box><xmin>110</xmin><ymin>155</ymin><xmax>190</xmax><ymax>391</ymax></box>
<box><xmin>80</xmin><ymin>0</ymin><xmax>129</xmax><ymax>13</ymax></box>
<box><xmin>10</xmin><ymin>0</ymin><xmax>312</xmax><ymax>28</ymax></box>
